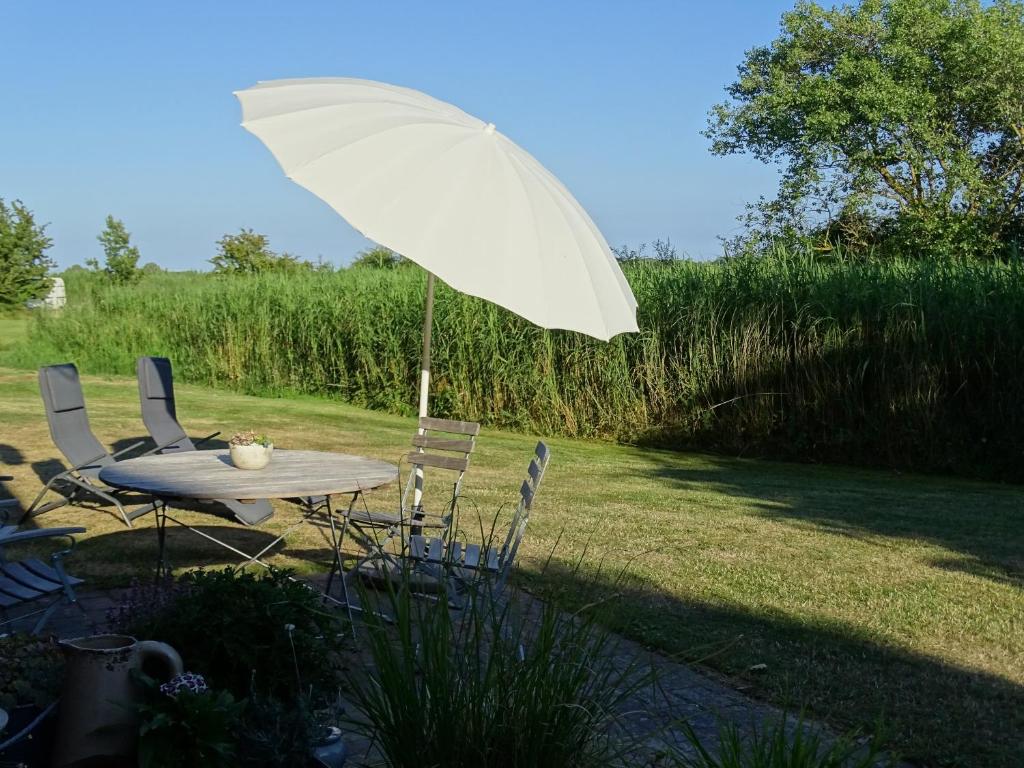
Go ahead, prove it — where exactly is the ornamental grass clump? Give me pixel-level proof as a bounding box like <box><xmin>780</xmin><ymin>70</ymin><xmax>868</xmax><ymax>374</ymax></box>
<box><xmin>345</xmin><ymin>561</ymin><xmax>658</xmax><ymax>768</ymax></box>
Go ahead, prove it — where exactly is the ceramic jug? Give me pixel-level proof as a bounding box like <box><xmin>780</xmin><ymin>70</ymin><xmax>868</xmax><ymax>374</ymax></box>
<box><xmin>52</xmin><ymin>634</ymin><xmax>183</xmax><ymax>768</ymax></box>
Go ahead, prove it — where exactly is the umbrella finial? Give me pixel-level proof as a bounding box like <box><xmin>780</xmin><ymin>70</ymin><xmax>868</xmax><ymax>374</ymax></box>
<box><xmin>484</xmin><ymin>122</ymin><xmax>496</xmax><ymax>135</ymax></box>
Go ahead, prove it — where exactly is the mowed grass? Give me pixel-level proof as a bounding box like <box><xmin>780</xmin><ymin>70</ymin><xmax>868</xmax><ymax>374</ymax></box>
<box><xmin>0</xmin><ymin>367</ymin><xmax>1021</xmax><ymax>766</ymax></box>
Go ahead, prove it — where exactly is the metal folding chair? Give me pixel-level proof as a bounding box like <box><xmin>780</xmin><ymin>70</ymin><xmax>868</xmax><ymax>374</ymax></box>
<box><xmin>405</xmin><ymin>441</ymin><xmax>550</xmax><ymax>597</ymax></box>
<box><xmin>0</xmin><ymin>492</ymin><xmax>87</xmax><ymax>634</ymax></box>
<box><xmin>326</xmin><ymin>416</ymin><xmax>480</xmax><ymax>604</ymax></box>
<box><xmin>137</xmin><ymin>356</ymin><xmax>273</xmax><ymax>526</ymax></box>
<box><xmin>27</xmin><ymin>363</ymin><xmax>159</xmax><ymax>526</ymax></box>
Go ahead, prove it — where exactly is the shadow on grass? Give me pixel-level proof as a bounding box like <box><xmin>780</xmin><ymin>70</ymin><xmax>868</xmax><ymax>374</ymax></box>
<box><xmin>637</xmin><ymin>450</ymin><xmax>1023</xmax><ymax>590</ymax></box>
<box><xmin>0</xmin><ymin>443</ymin><xmax>23</xmax><ymax>504</ymax></box>
<box><xmin>76</xmin><ymin>524</ymin><xmax>287</xmax><ymax>574</ymax></box>
<box><xmin>530</xmin><ymin>557</ymin><xmax>1024</xmax><ymax>768</ymax></box>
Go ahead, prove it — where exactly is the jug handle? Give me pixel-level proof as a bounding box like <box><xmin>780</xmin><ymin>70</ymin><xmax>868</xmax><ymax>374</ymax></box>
<box><xmin>136</xmin><ymin>641</ymin><xmax>184</xmax><ymax>680</ymax></box>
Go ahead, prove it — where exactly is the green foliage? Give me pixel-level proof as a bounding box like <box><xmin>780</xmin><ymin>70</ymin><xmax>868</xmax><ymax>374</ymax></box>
<box><xmin>0</xmin><ymin>635</ymin><xmax>63</xmax><ymax>709</ymax></box>
<box><xmin>211</xmin><ymin>229</ymin><xmax>312</xmax><ymax>274</ymax></box>
<box><xmin>136</xmin><ymin>676</ymin><xmax>244</xmax><ymax>768</ymax></box>
<box><xmin>0</xmin><ymin>198</ymin><xmax>54</xmax><ymax>307</ymax></box>
<box><xmin>672</xmin><ymin>714</ymin><xmax>891</xmax><ymax>768</ymax></box>
<box><xmin>110</xmin><ymin>568</ymin><xmax>344</xmax><ymax>701</ymax></box>
<box><xmin>348</xmin><ymin>245</ymin><xmax>408</xmax><ymax>269</ymax></box>
<box><xmin>235</xmin><ymin>695</ymin><xmax>321</xmax><ymax>768</ymax></box>
<box><xmin>706</xmin><ymin>0</ymin><xmax>1024</xmax><ymax>258</ymax></box>
<box><xmin>347</xmin><ymin>569</ymin><xmax>654</xmax><ymax>768</ymax></box>
<box><xmin>13</xmin><ymin>250</ymin><xmax>1024</xmax><ymax>480</ymax></box>
<box><xmin>88</xmin><ymin>215</ymin><xmax>142</xmax><ymax>283</ymax></box>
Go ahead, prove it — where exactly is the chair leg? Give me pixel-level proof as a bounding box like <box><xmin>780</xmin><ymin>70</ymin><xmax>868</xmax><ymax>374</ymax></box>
<box><xmin>24</xmin><ymin>475</ymin><xmax>72</xmax><ymax>519</ymax></box>
<box><xmin>82</xmin><ymin>484</ymin><xmax>132</xmax><ymax>527</ymax></box>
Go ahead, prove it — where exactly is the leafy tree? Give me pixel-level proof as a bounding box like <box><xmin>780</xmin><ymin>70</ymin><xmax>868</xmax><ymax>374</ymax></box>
<box><xmin>88</xmin><ymin>215</ymin><xmax>142</xmax><ymax>283</ymax></box>
<box><xmin>706</xmin><ymin>0</ymin><xmax>1024</xmax><ymax>258</ymax></box>
<box><xmin>0</xmin><ymin>198</ymin><xmax>54</xmax><ymax>307</ymax></box>
<box><xmin>210</xmin><ymin>229</ymin><xmax>312</xmax><ymax>274</ymax></box>
<box><xmin>348</xmin><ymin>245</ymin><xmax>407</xmax><ymax>269</ymax></box>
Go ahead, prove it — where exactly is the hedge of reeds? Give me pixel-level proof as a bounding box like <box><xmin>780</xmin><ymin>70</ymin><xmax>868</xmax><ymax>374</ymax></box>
<box><xmin>8</xmin><ymin>250</ymin><xmax>1024</xmax><ymax>480</ymax></box>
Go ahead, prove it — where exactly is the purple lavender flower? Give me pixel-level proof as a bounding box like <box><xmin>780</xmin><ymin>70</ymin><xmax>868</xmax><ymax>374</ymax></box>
<box><xmin>160</xmin><ymin>671</ymin><xmax>209</xmax><ymax>698</ymax></box>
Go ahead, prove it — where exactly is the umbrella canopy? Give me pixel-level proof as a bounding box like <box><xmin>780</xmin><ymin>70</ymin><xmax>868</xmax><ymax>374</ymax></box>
<box><xmin>235</xmin><ymin>77</ymin><xmax>639</xmax><ymax>414</ymax></box>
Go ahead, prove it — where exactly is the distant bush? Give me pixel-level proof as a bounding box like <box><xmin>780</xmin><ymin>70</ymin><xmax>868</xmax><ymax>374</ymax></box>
<box><xmin>211</xmin><ymin>229</ymin><xmax>314</xmax><ymax>275</ymax></box>
<box><xmin>348</xmin><ymin>245</ymin><xmax>408</xmax><ymax>269</ymax></box>
<box><xmin>0</xmin><ymin>198</ymin><xmax>54</xmax><ymax>307</ymax></box>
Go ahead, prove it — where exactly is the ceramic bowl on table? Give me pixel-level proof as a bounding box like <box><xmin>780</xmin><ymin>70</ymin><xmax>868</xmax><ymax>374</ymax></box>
<box><xmin>229</xmin><ymin>443</ymin><xmax>274</xmax><ymax>470</ymax></box>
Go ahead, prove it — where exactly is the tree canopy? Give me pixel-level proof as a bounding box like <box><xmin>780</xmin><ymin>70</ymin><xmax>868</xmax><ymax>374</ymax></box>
<box><xmin>706</xmin><ymin>0</ymin><xmax>1024</xmax><ymax>257</ymax></box>
<box><xmin>210</xmin><ymin>229</ymin><xmax>320</xmax><ymax>275</ymax></box>
<box><xmin>0</xmin><ymin>199</ymin><xmax>54</xmax><ymax>306</ymax></box>
<box><xmin>88</xmin><ymin>215</ymin><xmax>142</xmax><ymax>283</ymax></box>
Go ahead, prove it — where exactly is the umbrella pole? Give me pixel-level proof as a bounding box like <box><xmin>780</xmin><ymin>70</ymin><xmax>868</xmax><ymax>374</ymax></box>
<box><xmin>413</xmin><ymin>271</ymin><xmax>436</xmax><ymax>513</ymax></box>
<box><xmin>418</xmin><ymin>271</ymin><xmax>436</xmax><ymax>419</ymax></box>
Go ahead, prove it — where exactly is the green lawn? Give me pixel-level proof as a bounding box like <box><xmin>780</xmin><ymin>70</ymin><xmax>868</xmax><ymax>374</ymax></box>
<box><xmin>0</xmin><ymin>367</ymin><xmax>1021</xmax><ymax>766</ymax></box>
<box><xmin>0</xmin><ymin>312</ymin><xmax>29</xmax><ymax>353</ymax></box>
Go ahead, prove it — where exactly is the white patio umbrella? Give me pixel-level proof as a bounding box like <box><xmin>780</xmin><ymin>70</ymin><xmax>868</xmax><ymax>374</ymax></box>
<box><xmin>234</xmin><ymin>77</ymin><xmax>638</xmax><ymax>418</ymax></box>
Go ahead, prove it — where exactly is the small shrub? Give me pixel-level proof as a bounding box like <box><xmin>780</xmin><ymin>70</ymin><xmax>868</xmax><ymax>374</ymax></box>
<box><xmin>136</xmin><ymin>672</ymin><xmax>244</xmax><ymax>768</ymax></box>
<box><xmin>110</xmin><ymin>567</ymin><xmax>344</xmax><ymax>701</ymax></box>
<box><xmin>0</xmin><ymin>634</ymin><xmax>63</xmax><ymax>709</ymax></box>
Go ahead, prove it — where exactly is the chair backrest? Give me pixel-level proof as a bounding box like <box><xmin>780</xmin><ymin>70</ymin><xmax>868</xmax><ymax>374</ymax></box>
<box><xmin>401</xmin><ymin>416</ymin><xmax>481</xmax><ymax>514</ymax></box>
<box><xmin>137</xmin><ymin>357</ymin><xmax>192</xmax><ymax>453</ymax></box>
<box><xmin>498</xmin><ymin>441</ymin><xmax>551</xmax><ymax>578</ymax></box>
<box><xmin>38</xmin><ymin>363</ymin><xmax>112</xmax><ymax>476</ymax></box>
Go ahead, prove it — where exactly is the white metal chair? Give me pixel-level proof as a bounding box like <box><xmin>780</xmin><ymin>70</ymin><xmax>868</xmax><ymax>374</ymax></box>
<box><xmin>327</xmin><ymin>416</ymin><xmax>480</xmax><ymax>602</ymax></box>
<box><xmin>403</xmin><ymin>441</ymin><xmax>550</xmax><ymax>595</ymax></box>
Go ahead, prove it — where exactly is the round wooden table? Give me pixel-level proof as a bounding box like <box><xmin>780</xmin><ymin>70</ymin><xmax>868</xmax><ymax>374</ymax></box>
<box><xmin>99</xmin><ymin>449</ymin><xmax>398</xmax><ymax>502</ymax></box>
<box><xmin>98</xmin><ymin>450</ymin><xmax>399</xmax><ymax>588</ymax></box>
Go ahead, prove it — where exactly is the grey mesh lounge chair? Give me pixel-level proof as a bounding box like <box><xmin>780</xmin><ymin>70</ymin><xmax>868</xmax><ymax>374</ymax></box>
<box><xmin>327</xmin><ymin>416</ymin><xmax>480</xmax><ymax>599</ymax></box>
<box><xmin>0</xmin><ymin>482</ymin><xmax>86</xmax><ymax>634</ymax></box>
<box><xmin>136</xmin><ymin>356</ymin><xmax>273</xmax><ymax>526</ymax></box>
<box><xmin>403</xmin><ymin>441</ymin><xmax>550</xmax><ymax>595</ymax></box>
<box><xmin>27</xmin><ymin>364</ymin><xmax>159</xmax><ymax>527</ymax></box>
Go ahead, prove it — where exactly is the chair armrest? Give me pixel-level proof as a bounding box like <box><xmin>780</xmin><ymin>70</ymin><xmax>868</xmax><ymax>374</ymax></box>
<box><xmin>144</xmin><ymin>436</ymin><xmax>189</xmax><ymax>456</ymax></box>
<box><xmin>110</xmin><ymin>441</ymin><xmax>146</xmax><ymax>460</ymax></box>
<box><xmin>65</xmin><ymin>450</ymin><xmax>114</xmax><ymax>474</ymax></box>
<box><xmin>0</xmin><ymin>526</ymin><xmax>86</xmax><ymax>546</ymax></box>
<box><xmin>193</xmin><ymin>431</ymin><xmax>221</xmax><ymax>448</ymax></box>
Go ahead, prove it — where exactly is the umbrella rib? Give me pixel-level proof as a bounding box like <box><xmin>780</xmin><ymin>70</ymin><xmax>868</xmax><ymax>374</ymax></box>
<box><xmin>281</xmin><ymin>119</ymin><xmax>473</xmax><ymax>177</ymax></box>
<box><xmin>242</xmin><ymin>99</ymin><xmax>478</xmax><ymax>129</ymax></box>
<box><xmin>502</xmin><ymin>150</ymin><xmax>615</xmax><ymax>338</ymax></box>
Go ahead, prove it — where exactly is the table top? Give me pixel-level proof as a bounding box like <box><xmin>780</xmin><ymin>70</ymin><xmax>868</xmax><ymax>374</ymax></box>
<box><xmin>99</xmin><ymin>449</ymin><xmax>398</xmax><ymax>501</ymax></box>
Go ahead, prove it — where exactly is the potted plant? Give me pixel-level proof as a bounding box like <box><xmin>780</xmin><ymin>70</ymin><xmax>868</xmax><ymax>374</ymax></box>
<box><xmin>229</xmin><ymin>431</ymin><xmax>274</xmax><ymax>470</ymax></box>
<box><xmin>136</xmin><ymin>672</ymin><xmax>244</xmax><ymax>768</ymax></box>
<box><xmin>0</xmin><ymin>634</ymin><xmax>64</xmax><ymax>763</ymax></box>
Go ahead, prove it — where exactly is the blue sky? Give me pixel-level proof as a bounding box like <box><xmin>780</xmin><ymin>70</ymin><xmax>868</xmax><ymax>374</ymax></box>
<box><xmin>2</xmin><ymin>1</ymin><xmax>792</xmax><ymax>270</ymax></box>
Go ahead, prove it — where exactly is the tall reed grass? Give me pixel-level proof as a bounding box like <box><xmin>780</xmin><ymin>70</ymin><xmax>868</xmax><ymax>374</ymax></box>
<box><xmin>9</xmin><ymin>249</ymin><xmax>1024</xmax><ymax>480</ymax></box>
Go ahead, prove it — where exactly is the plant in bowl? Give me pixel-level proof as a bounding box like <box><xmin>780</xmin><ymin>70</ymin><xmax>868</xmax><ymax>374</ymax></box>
<box><xmin>229</xmin><ymin>431</ymin><xmax>274</xmax><ymax>470</ymax></box>
<box><xmin>136</xmin><ymin>672</ymin><xmax>244</xmax><ymax>768</ymax></box>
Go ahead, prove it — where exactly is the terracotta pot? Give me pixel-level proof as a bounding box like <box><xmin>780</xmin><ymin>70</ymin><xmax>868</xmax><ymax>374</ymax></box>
<box><xmin>52</xmin><ymin>634</ymin><xmax>182</xmax><ymax>768</ymax></box>
<box><xmin>230</xmin><ymin>442</ymin><xmax>274</xmax><ymax>470</ymax></box>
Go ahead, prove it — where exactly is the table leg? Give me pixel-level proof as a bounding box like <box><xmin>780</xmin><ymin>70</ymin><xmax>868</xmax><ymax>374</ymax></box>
<box><xmin>155</xmin><ymin>500</ymin><xmax>169</xmax><ymax>582</ymax></box>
